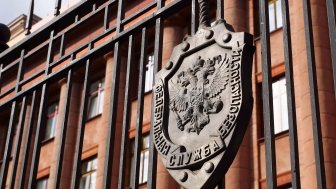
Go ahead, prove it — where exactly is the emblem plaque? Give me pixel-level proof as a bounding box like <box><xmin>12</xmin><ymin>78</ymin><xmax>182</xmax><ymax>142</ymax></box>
<box><xmin>152</xmin><ymin>2</ymin><xmax>255</xmax><ymax>188</ymax></box>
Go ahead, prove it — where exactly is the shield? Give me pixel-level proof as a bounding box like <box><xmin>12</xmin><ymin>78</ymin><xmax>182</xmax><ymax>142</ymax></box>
<box><xmin>152</xmin><ymin>19</ymin><xmax>255</xmax><ymax>189</ymax></box>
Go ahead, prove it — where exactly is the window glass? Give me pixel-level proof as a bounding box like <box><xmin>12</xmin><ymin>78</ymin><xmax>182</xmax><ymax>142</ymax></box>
<box><xmin>276</xmin><ymin>0</ymin><xmax>283</xmax><ymax>28</ymax></box>
<box><xmin>145</xmin><ymin>54</ymin><xmax>154</xmax><ymax>93</ymax></box>
<box><xmin>87</xmin><ymin>78</ymin><xmax>105</xmax><ymax>119</ymax></box>
<box><xmin>80</xmin><ymin>157</ymin><xmax>98</xmax><ymax>189</ymax></box>
<box><xmin>268</xmin><ymin>0</ymin><xmax>283</xmax><ymax>32</ymax></box>
<box><xmin>272</xmin><ymin>77</ymin><xmax>288</xmax><ymax>134</ymax></box>
<box><xmin>129</xmin><ymin>134</ymin><xmax>150</xmax><ymax>185</ymax></box>
<box><xmin>268</xmin><ymin>3</ymin><xmax>276</xmax><ymax>31</ymax></box>
<box><xmin>44</xmin><ymin>102</ymin><xmax>58</xmax><ymax>140</ymax></box>
<box><xmin>36</xmin><ymin>177</ymin><xmax>49</xmax><ymax>189</ymax></box>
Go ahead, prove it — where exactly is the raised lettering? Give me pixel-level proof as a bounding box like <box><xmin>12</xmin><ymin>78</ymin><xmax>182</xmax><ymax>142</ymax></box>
<box><xmin>185</xmin><ymin>152</ymin><xmax>192</xmax><ymax>164</ymax></box>
<box><xmin>213</xmin><ymin>140</ymin><xmax>220</xmax><ymax>152</ymax></box>
<box><xmin>204</xmin><ymin>144</ymin><xmax>211</xmax><ymax>157</ymax></box>
<box><xmin>169</xmin><ymin>155</ymin><xmax>176</xmax><ymax>166</ymax></box>
<box><xmin>194</xmin><ymin>149</ymin><xmax>202</xmax><ymax>161</ymax></box>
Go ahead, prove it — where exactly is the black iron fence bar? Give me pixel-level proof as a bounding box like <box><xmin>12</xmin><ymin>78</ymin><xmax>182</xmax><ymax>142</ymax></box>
<box><xmin>217</xmin><ymin>178</ymin><xmax>225</xmax><ymax>189</ymax></box>
<box><xmin>18</xmin><ymin>70</ymin><xmax>44</xmax><ymax>89</ymax></box>
<box><xmin>1</xmin><ymin>60</ymin><xmax>20</xmax><ymax>74</ymax></box>
<box><xmin>302</xmin><ymin>0</ymin><xmax>326</xmax><ymax>188</ymax></box>
<box><xmin>132</xmin><ymin>27</ymin><xmax>148</xmax><ymax>189</ymax></box>
<box><xmin>216</xmin><ymin>0</ymin><xmax>224</xmax><ymax>20</ymax></box>
<box><xmin>102</xmin><ymin>0</ymin><xmax>125</xmax><ymax>188</ymax></box>
<box><xmin>70</xmin><ymin>59</ymin><xmax>91</xmax><ymax>189</ymax></box>
<box><xmin>45</xmin><ymin>31</ymin><xmax>55</xmax><ymax>76</ymax></box>
<box><xmin>0</xmin><ymin>0</ymin><xmax>116</xmax><ymax>61</ymax></box>
<box><xmin>28</xmin><ymin>29</ymin><xmax>55</xmax><ymax>188</ymax></box>
<box><xmin>325</xmin><ymin>0</ymin><xmax>336</xmax><ymax>99</ymax></box>
<box><xmin>116</xmin><ymin>0</ymin><xmax>125</xmax><ymax>34</ymax></box>
<box><xmin>148</xmin><ymin>0</ymin><xmax>164</xmax><ymax>188</ymax></box>
<box><xmin>28</xmin><ymin>84</ymin><xmax>48</xmax><ymax>189</ymax></box>
<box><xmin>53</xmin><ymin>69</ymin><xmax>73</xmax><ymax>189</ymax></box>
<box><xmin>0</xmin><ymin>64</ymin><xmax>2</xmax><ymax>81</ymax></box>
<box><xmin>0</xmin><ymin>0</ymin><xmax>161</xmax><ymax>73</ymax></box>
<box><xmin>0</xmin><ymin>0</ymin><xmax>174</xmax><ymax>100</ymax></box>
<box><xmin>259</xmin><ymin>0</ymin><xmax>277</xmax><ymax>188</ymax></box>
<box><xmin>0</xmin><ymin>101</ymin><xmax>18</xmax><ymax>189</ymax></box>
<box><xmin>92</xmin><ymin>3</ymin><xmax>97</xmax><ymax>12</ymax></box>
<box><xmin>104</xmin><ymin>5</ymin><xmax>110</xmax><ymax>31</ymax></box>
<box><xmin>59</xmin><ymin>34</ymin><xmax>66</xmax><ymax>57</ymax></box>
<box><xmin>0</xmin><ymin>0</ymin><xmax>190</xmax><ymax>111</ymax></box>
<box><xmin>191</xmin><ymin>0</ymin><xmax>199</xmax><ymax>35</ymax></box>
<box><xmin>15</xmin><ymin>50</ymin><xmax>25</xmax><ymax>93</ymax></box>
<box><xmin>25</xmin><ymin>0</ymin><xmax>34</xmax><ymax>35</ymax></box>
<box><xmin>54</xmin><ymin>0</ymin><xmax>62</xmax><ymax>16</ymax></box>
<box><xmin>117</xmin><ymin>35</ymin><xmax>134</xmax><ymax>189</ymax></box>
<box><xmin>18</xmin><ymin>91</ymin><xmax>37</xmax><ymax>189</ymax></box>
<box><xmin>8</xmin><ymin>97</ymin><xmax>27</xmax><ymax>189</ymax></box>
<box><xmin>22</xmin><ymin>41</ymin><xmax>49</xmax><ymax>60</ymax></box>
<box><xmin>102</xmin><ymin>42</ymin><xmax>121</xmax><ymax>189</ymax></box>
<box><xmin>280</xmin><ymin>0</ymin><xmax>301</xmax><ymax>188</ymax></box>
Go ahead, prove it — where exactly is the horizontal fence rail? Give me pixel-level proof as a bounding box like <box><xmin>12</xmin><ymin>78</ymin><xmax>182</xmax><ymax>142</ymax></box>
<box><xmin>0</xmin><ymin>0</ymin><xmax>335</xmax><ymax>189</ymax></box>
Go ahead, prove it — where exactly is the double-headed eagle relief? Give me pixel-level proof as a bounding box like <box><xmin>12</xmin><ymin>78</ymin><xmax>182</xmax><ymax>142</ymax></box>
<box><xmin>152</xmin><ymin>1</ymin><xmax>255</xmax><ymax>188</ymax></box>
<box><xmin>169</xmin><ymin>55</ymin><xmax>229</xmax><ymax>134</ymax></box>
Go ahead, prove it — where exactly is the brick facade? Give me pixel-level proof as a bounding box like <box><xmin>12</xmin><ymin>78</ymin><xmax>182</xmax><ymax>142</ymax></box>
<box><xmin>0</xmin><ymin>0</ymin><xmax>335</xmax><ymax>188</ymax></box>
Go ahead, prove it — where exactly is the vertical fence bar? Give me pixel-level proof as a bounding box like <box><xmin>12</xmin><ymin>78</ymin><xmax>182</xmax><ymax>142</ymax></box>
<box><xmin>102</xmin><ymin>0</ymin><xmax>125</xmax><ymax>188</ymax></box>
<box><xmin>53</xmin><ymin>70</ymin><xmax>72</xmax><ymax>189</ymax></box>
<box><xmin>0</xmin><ymin>101</ymin><xmax>18</xmax><ymax>189</ymax></box>
<box><xmin>148</xmin><ymin>1</ymin><xmax>164</xmax><ymax>188</ymax></box>
<box><xmin>54</xmin><ymin>0</ymin><xmax>62</xmax><ymax>16</ymax></box>
<box><xmin>325</xmin><ymin>0</ymin><xmax>336</xmax><ymax>98</ymax></box>
<box><xmin>116</xmin><ymin>0</ymin><xmax>125</xmax><ymax>34</ymax></box>
<box><xmin>28</xmin><ymin>84</ymin><xmax>48</xmax><ymax>189</ymax></box>
<box><xmin>46</xmin><ymin>31</ymin><xmax>55</xmax><ymax>75</ymax></box>
<box><xmin>18</xmin><ymin>91</ymin><xmax>37</xmax><ymax>189</ymax></box>
<box><xmin>280</xmin><ymin>0</ymin><xmax>301</xmax><ymax>188</ymax></box>
<box><xmin>104</xmin><ymin>5</ymin><xmax>110</xmax><ymax>31</ymax></box>
<box><xmin>117</xmin><ymin>35</ymin><xmax>134</xmax><ymax>189</ymax></box>
<box><xmin>102</xmin><ymin>43</ymin><xmax>121</xmax><ymax>189</ymax></box>
<box><xmin>216</xmin><ymin>0</ymin><xmax>224</xmax><ymax>20</ymax></box>
<box><xmin>131</xmin><ymin>27</ymin><xmax>147</xmax><ymax>189</ymax></box>
<box><xmin>59</xmin><ymin>34</ymin><xmax>65</xmax><ymax>57</ymax></box>
<box><xmin>0</xmin><ymin>64</ymin><xmax>3</xmax><ymax>81</ymax></box>
<box><xmin>8</xmin><ymin>97</ymin><xmax>27</xmax><ymax>189</ymax></box>
<box><xmin>25</xmin><ymin>0</ymin><xmax>34</xmax><ymax>35</ymax></box>
<box><xmin>259</xmin><ymin>0</ymin><xmax>277</xmax><ymax>188</ymax></box>
<box><xmin>217</xmin><ymin>178</ymin><xmax>224</xmax><ymax>189</ymax></box>
<box><xmin>302</xmin><ymin>0</ymin><xmax>326</xmax><ymax>188</ymax></box>
<box><xmin>70</xmin><ymin>60</ymin><xmax>91</xmax><ymax>189</ymax></box>
<box><xmin>15</xmin><ymin>50</ymin><xmax>25</xmax><ymax>93</ymax></box>
<box><xmin>191</xmin><ymin>0</ymin><xmax>199</xmax><ymax>35</ymax></box>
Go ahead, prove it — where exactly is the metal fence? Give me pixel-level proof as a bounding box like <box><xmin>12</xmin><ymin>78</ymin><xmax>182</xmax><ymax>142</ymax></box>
<box><xmin>0</xmin><ymin>0</ymin><xmax>335</xmax><ymax>189</ymax></box>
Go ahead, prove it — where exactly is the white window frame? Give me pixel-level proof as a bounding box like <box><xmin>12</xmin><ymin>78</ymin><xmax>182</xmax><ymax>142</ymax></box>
<box><xmin>87</xmin><ymin>78</ymin><xmax>105</xmax><ymax>119</ymax></box>
<box><xmin>80</xmin><ymin>157</ymin><xmax>98</xmax><ymax>189</ymax></box>
<box><xmin>130</xmin><ymin>134</ymin><xmax>150</xmax><ymax>185</ymax></box>
<box><xmin>144</xmin><ymin>54</ymin><xmax>154</xmax><ymax>93</ymax></box>
<box><xmin>268</xmin><ymin>0</ymin><xmax>283</xmax><ymax>32</ymax></box>
<box><xmin>44</xmin><ymin>103</ymin><xmax>58</xmax><ymax>140</ymax></box>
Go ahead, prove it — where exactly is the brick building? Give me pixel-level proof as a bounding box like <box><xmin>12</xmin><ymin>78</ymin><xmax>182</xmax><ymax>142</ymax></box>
<box><xmin>0</xmin><ymin>0</ymin><xmax>335</xmax><ymax>189</ymax></box>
